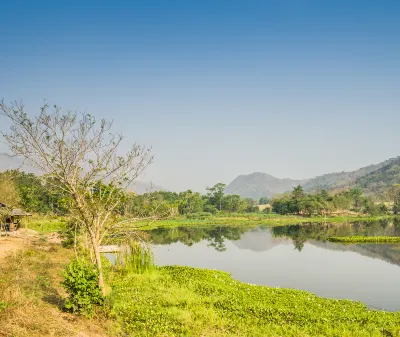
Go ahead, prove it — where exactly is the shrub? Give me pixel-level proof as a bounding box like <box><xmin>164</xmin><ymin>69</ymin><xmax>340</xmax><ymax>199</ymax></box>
<box><xmin>0</xmin><ymin>301</ymin><xmax>7</xmax><ymax>312</ymax></box>
<box><xmin>62</xmin><ymin>258</ymin><xmax>104</xmax><ymax>317</ymax></box>
<box><xmin>185</xmin><ymin>212</ymin><xmax>213</xmax><ymax>220</ymax></box>
<box><xmin>60</xmin><ymin>220</ymin><xmax>80</xmax><ymax>249</ymax></box>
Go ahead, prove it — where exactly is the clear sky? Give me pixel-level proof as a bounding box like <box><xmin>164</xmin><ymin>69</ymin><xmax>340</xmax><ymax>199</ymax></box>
<box><xmin>1</xmin><ymin>0</ymin><xmax>399</xmax><ymax>192</ymax></box>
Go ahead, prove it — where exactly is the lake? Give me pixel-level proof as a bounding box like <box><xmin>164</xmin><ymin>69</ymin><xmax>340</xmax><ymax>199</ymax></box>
<box><xmin>146</xmin><ymin>220</ymin><xmax>400</xmax><ymax>311</ymax></box>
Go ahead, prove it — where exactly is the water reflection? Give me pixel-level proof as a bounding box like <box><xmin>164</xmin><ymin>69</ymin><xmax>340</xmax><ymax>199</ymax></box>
<box><xmin>149</xmin><ymin>226</ymin><xmax>248</xmax><ymax>252</ymax></box>
<box><xmin>148</xmin><ymin>220</ymin><xmax>400</xmax><ymax>264</ymax></box>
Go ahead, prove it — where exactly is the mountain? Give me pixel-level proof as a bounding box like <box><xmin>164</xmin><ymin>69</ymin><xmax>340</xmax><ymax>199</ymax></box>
<box><xmin>225</xmin><ymin>157</ymin><xmax>400</xmax><ymax>199</ymax></box>
<box><xmin>225</xmin><ymin>172</ymin><xmax>306</xmax><ymax>199</ymax></box>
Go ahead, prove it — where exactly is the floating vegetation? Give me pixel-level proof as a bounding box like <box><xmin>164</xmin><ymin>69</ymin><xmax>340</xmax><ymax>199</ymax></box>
<box><xmin>108</xmin><ymin>265</ymin><xmax>400</xmax><ymax>337</ymax></box>
<box><xmin>328</xmin><ymin>236</ymin><xmax>400</xmax><ymax>243</ymax></box>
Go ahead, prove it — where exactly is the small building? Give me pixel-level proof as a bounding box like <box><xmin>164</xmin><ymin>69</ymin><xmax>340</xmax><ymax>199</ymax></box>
<box><xmin>0</xmin><ymin>202</ymin><xmax>31</xmax><ymax>232</ymax></box>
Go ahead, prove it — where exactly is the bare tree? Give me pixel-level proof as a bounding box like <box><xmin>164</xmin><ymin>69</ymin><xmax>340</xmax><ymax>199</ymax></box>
<box><xmin>0</xmin><ymin>100</ymin><xmax>153</xmax><ymax>292</ymax></box>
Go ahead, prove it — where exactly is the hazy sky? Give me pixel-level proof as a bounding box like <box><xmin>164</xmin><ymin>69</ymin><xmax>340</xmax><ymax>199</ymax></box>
<box><xmin>1</xmin><ymin>0</ymin><xmax>399</xmax><ymax>192</ymax></box>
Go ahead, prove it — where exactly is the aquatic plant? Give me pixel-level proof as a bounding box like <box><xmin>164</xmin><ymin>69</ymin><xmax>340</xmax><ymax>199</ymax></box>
<box><xmin>108</xmin><ymin>265</ymin><xmax>400</xmax><ymax>336</ymax></box>
<box><xmin>115</xmin><ymin>241</ymin><xmax>154</xmax><ymax>274</ymax></box>
<box><xmin>328</xmin><ymin>236</ymin><xmax>400</xmax><ymax>243</ymax></box>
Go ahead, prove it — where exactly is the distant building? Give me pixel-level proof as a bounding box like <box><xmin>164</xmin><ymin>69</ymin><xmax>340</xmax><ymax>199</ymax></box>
<box><xmin>0</xmin><ymin>202</ymin><xmax>31</xmax><ymax>231</ymax></box>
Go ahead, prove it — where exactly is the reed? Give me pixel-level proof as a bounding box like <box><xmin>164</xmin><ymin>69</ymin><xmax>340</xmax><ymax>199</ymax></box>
<box><xmin>115</xmin><ymin>241</ymin><xmax>154</xmax><ymax>274</ymax></box>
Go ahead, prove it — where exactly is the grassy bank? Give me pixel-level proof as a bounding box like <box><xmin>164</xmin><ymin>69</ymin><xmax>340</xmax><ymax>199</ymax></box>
<box><xmin>23</xmin><ymin>214</ymin><xmax>396</xmax><ymax>234</ymax></box>
<box><xmin>136</xmin><ymin>214</ymin><xmax>395</xmax><ymax>230</ymax></box>
<box><xmin>0</xmin><ymin>242</ymin><xmax>118</xmax><ymax>337</ymax></box>
<box><xmin>328</xmin><ymin>236</ymin><xmax>400</xmax><ymax>244</ymax></box>
<box><xmin>1</xmin><ymin>243</ymin><xmax>400</xmax><ymax>336</ymax></box>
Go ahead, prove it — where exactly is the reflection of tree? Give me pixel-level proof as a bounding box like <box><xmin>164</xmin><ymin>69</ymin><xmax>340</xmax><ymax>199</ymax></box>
<box><xmin>293</xmin><ymin>238</ymin><xmax>306</xmax><ymax>252</ymax></box>
<box><xmin>148</xmin><ymin>226</ymin><xmax>248</xmax><ymax>251</ymax></box>
<box><xmin>271</xmin><ymin>219</ymin><xmax>400</xmax><ymax>251</ymax></box>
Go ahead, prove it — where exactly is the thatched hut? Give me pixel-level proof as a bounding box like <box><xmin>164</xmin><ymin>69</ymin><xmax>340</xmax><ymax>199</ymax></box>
<box><xmin>0</xmin><ymin>202</ymin><xmax>31</xmax><ymax>231</ymax></box>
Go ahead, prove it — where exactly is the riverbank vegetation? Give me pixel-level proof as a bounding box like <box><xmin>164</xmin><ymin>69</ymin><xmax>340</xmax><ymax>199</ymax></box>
<box><xmin>2</xmin><ymin>243</ymin><xmax>400</xmax><ymax>337</ymax></box>
<box><xmin>327</xmin><ymin>236</ymin><xmax>400</xmax><ymax>243</ymax></box>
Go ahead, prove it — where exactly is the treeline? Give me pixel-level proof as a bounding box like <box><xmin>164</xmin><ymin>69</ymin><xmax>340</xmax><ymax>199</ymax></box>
<box><xmin>0</xmin><ymin>172</ymin><xmax>259</xmax><ymax>217</ymax></box>
<box><xmin>271</xmin><ymin>185</ymin><xmax>400</xmax><ymax>216</ymax></box>
<box><xmin>0</xmin><ymin>170</ymin><xmax>70</xmax><ymax>214</ymax></box>
<box><xmin>2</xmin><ymin>170</ymin><xmax>400</xmax><ymax>218</ymax></box>
<box><xmin>124</xmin><ymin>183</ymin><xmax>260</xmax><ymax>217</ymax></box>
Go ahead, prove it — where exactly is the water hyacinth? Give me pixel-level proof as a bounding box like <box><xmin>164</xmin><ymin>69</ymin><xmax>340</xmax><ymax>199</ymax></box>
<box><xmin>328</xmin><ymin>236</ymin><xmax>400</xmax><ymax>244</ymax></box>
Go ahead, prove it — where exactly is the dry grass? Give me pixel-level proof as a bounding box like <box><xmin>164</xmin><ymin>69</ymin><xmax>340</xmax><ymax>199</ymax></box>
<box><xmin>0</xmin><ymin>242</ymin><xmax>118</xmax><ymax>337</ymax></box>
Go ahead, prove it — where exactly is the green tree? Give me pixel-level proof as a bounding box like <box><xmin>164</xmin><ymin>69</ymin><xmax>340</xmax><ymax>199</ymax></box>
<box><xmin>221</xmin><ymin>194</ymin><xmax>247</xmax><ymax>212</ymax></box>
<box><xmin>206</xmin><ymin>183</ymin><xmax>226</xmax><ymax>211</ymax></box>
<box><xmin>1</xmin><ymin>101</ymin><xmax>153</xmax><ymax>294</ymax></box>
<box><xmin>178</xmin><ymin>190</ymin><xmax>204</xmax><ymax>214</ymax></box>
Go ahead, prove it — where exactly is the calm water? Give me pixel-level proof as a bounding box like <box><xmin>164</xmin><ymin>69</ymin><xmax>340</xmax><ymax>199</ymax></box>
<box><xmin>148</xmin><ymin>220</ymin><xmax>400</xmax><ymax>311</ymax></box>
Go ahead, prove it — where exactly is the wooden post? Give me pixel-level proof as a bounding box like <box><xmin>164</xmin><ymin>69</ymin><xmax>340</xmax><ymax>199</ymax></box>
<box><xmin>10</xmin><ymin>216</ymin><xmax>14</xmax><ymax>231</ymax></box>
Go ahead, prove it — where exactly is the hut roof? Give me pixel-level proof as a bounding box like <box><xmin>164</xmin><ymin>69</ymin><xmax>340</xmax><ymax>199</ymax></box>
<box><xmin>11</xmin><ymin>208</ymin><xmax>32</xmax><ymax>217</ymax></box>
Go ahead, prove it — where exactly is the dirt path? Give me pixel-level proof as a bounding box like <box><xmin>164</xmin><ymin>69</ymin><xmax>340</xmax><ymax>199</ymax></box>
<box><xmin>0</xmin><ymin>236</ymin><xmax>27</xmax><ymax>260</ymax></box>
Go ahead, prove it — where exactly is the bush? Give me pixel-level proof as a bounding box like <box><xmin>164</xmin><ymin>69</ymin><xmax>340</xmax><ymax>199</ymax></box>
<box><xmin>185</xmin><ymin>212</ymin><xmax>213</xmax><ymax>220</ymax></box>
<box><xmin>60</xmin><ymin>220</ymin><xmax>80</xmax><ymax>249</ymax></box>
<box><xmin>0</xmin><ymin>301</ymin><xmax>6</xmax><ymax>312</ymax></box>
<box><xmin>62</xmin><ymin>258</ymin><xmax>104</xmax><ymax>317</ymax></box>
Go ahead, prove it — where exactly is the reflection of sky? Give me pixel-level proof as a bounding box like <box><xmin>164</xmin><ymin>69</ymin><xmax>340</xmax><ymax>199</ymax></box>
<box><xmin>153</xmin><ymin>229</ymin><xmax>400</xmax><ymax>311</ymax></box>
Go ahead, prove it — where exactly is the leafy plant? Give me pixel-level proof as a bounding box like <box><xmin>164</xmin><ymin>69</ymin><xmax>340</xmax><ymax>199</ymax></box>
<box><xmin>115</xmin><ymin>241</ymin><xmax>154</xmax><ymax>274</ymax></box>
<box><xmin>0</xmin><ymin>301</ymin><xmax>7</xmax><ymax>312</ymax></box>
<box><xmin>328</xmin><ymin>236</ymin><xmax>400</xmax><ymax>244</ymax></box>
<box><xmin>62</xmin><ymin>258</ymin><xmax>104</xmax><ymax>317</ymax></box>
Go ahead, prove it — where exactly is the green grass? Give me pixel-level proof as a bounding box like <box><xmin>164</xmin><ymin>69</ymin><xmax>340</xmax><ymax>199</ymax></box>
<box><xmin>108</xmin><ymin>265</ymin><xmax>400</xmax><ymax>337</ymax></box>
<box><xmin>136</xmin><ymin>214</ymin><xmax>395</xmax><ymax>230</ymax></box>
<box><xmin>328</xmin><ymin>236</ymin><xmax>400</xmax><ymax>244</ymax></box>
<box><xmin>24</xmin><ymin>215</ymin><xmax>67</xmax><ymax>233</ymax></box>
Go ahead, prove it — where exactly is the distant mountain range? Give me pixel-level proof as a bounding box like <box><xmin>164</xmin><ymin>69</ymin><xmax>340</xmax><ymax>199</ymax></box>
<box><xmin>225</xmin><ymin>157</ymin><xmax>400</xmax><ymax>199</ymax></box>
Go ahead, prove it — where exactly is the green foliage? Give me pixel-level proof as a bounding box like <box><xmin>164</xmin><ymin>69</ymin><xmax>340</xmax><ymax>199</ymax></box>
<box><xmin>327</xmin><ymin>236</ymin><xmax>400</xmax><ymax>243</ymax></box>
<box><xmin>62</xmin><ymin>258</ymin><xmax>104</xmax><ymax>317</ymax></box>
<box><xmin>60</xmin><ymin>219</ymin><xmax>81</xmax><ymax>248</ymax></box>
<box><xmin>109</xmin><ymin>265</ymin><xmax>400</xmax><ymax>336</ymax></box>
<box><xmin>0</xmin><ymin>301</ymin><xmax>7</xmax><ymax>312</ymax></box>
<box><xmin>178</xmin><ymin>190</ymin><xmax>204</xmax><ymax>214</ymax></box>
<box><xmin>0</xmin><ymin>171</ymin><xmax>21</xmax><ymax>208</ymax></box>
<box><xmin>124</xmin><ymin>191</ymin><xmax>175</xmax><ymax>218</ymax></box>
<box><xmin>184</xmin><ymin>212</ymin><xmax>213</xmax><ymax>220</ymax></box>
<box><xmin>206</xmin><ymin>183</ymin><xmax>226</xmax><ymax>211</ymax></box>
<box><xmin>259</xmin><ymin>197</ymin><xmax>269</xmax><ymax>204</ymax></box>
<box><xmin>115</xmin><ymin>242</ymin><xmax>154</xmax><ymax>274</ymax></box>
<box><xmin>272</xmin><ymin>186</ymin><xmax>389</xmax><ymax>216</ymax></box>
<box><xmin>12</xmin><ymin>171</ymin><xmax>70</xmax><ymax>214</ymax></box>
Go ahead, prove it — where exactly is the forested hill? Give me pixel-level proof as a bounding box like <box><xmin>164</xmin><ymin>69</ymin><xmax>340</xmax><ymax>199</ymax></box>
<box><xmin>225</xmin><ymin>157</ymin><xmax>400</xmax><ymax>199</ymax></box>
<box><xmin>224</xmin><ymin>172</ymin><xmax>306</xmax><ymax>199</ymax></box>
<box><xmin>355</xmin><ymin>157</ymin><xmax>400</xmax><ymax>195</ymax></box>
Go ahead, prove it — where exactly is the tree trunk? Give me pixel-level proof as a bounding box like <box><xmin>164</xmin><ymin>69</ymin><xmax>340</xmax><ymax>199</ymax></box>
<box><xmin>90</xmin><ymin>232</ymin><xmax>106</xmax><ymax>295</ymax></box>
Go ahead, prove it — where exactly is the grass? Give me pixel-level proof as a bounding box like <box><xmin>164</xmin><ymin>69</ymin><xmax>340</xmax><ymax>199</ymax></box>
<box><xmin>108</xmin><ymin>265</ymin><xmax>400</xmax><ymax>337</ymax></box>
<box><xmin>328</xmin><ymin>236</ymin><xmax>400</xmax><ymax>244</ymax></box>
<box><xmin>24</xmin><ymin>213</ymin><xmax>396</xmax><ymax>234</ymax></box>
<box><xmin>24</xmin><ymin>215</ymin><xmax>67</xmax><ymax>233</ymax></box>
<box><xmin>0</xmin><ymin>243</ymin><xmax>119</xmax><ymax>337</ymax></box>
<box><xmin>136</xmin><ymin>214</ymin><xmax>395</xmax><ymax>230</ymax></box>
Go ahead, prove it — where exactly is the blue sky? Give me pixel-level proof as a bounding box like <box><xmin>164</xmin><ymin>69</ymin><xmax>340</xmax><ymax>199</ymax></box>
<box><xmin>1</xmin><ymin>0</ymin><xmax>400</xmax><ymax>191</ymax></box>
